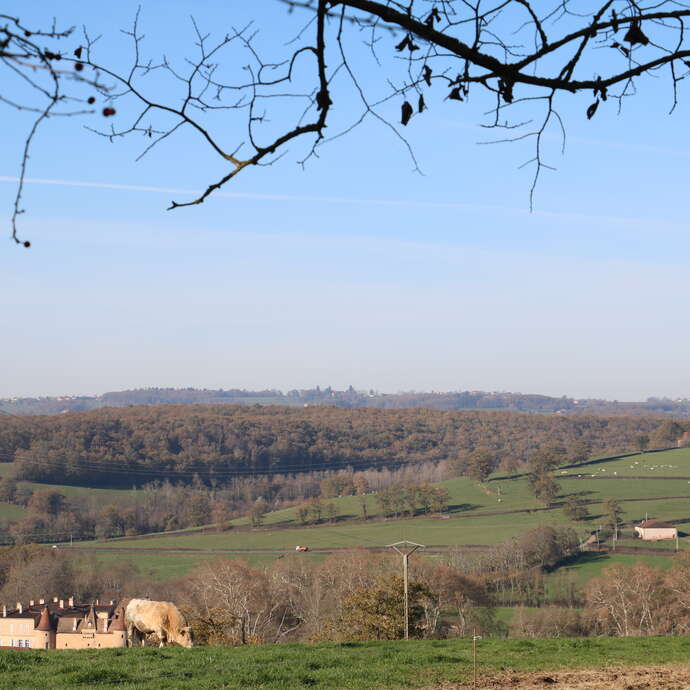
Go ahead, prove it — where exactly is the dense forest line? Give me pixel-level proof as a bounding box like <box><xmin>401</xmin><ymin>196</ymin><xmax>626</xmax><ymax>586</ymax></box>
<box><xmin>0</xmin><ymin>404</ymin><xmax>682</xmax><ymax>488</ymax></box>
<box><xmin>3</xmin><ymin>387</ymin><xmax>690</xmax><ymax>417</ymax></box>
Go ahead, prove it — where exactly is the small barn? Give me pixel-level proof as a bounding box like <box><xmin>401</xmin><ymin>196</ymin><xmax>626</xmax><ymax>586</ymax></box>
<box><xmin>634</xmin><ymin>520</ymin><xmax>678</xmax><ymax>541</ymax></box>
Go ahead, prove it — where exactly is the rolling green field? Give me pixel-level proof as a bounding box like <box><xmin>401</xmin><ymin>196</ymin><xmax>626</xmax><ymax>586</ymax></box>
<box><xmin>237</xmin><ymin>450</ymin><xmax>690</xmax><ymax>532</ymax></box>
<box><xmin>80</xmin><ymin>508</ymin><xmax>569</xmax><ymax>552</ymax></box>
<box><xmin>86</xmin><ymin>551</ymin><xmax>304</xmax><ymax>580</ymax></box>
<box><xmin>77</xmin><ymin>448</ymin><xmax>690</xmax><ymax>552</ymax></box>
<box><xmin>2</xmin><ymin>636</ymin><xmax>690</xmax><ymax>689</ymax></box>
<box><xmin>561</xmin><ymin>448</ymin><xmax>690</xmax><ymax>478</ymax></box>
<box><xmin>8</xmin><ymin>447</ymin><xmax>690</xmax><ymax>584</ymax></box>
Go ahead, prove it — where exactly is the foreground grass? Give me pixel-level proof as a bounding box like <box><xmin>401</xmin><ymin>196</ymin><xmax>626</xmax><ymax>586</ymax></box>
<box><xmin>3</xmin><ymin>637</ymin><xmax>690</xmax><ymax>689</ymax></box>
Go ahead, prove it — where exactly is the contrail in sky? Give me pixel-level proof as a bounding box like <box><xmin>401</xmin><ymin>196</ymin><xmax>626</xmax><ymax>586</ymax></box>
<box><xmin>0</xmin><ymin>176</ymin><xmax>500</xmax><ymax>212</ymax></box>
<box><xmin>0</xmin><ymin>175</ymin><xmax>683</xmax><ymax>228</ymax></box>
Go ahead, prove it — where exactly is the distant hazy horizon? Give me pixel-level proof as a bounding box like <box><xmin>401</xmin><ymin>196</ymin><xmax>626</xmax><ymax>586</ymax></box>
<box><xmin>1</xmin><ymin>384</ymin><xmax>686</xmax><ymax>405</ymax></box>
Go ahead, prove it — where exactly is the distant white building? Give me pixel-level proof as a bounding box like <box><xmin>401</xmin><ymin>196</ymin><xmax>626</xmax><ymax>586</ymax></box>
<box><xmin>634</xmin><ymin>520</ymin><xmax>678</xmax><ymax>541</ymax></box>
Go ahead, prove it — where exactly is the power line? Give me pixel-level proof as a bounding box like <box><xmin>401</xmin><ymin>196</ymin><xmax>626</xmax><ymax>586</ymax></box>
<box><xmin>0</xmin><ymin>450</ymin><xmax>433</xmax><ymax>479</ymax></box>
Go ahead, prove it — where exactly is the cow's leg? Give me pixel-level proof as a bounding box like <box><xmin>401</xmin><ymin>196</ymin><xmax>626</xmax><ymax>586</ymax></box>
<box><xmin>126</xmin><ymin>624</ymin><xmax>135</xmax><ymax>648</ymax></box>
<box><xmin>156</xmin><ymin>628</ymin><xmax>167</xmax><ymax>648</ymax></box>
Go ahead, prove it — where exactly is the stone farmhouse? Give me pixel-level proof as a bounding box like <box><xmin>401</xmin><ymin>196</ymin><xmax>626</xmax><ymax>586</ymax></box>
<box><xmin>634</xmin><ymin>519</ymin><xmax>678</xmax><ymax>541</ymax></box>
<box><xmin>0</xmin><ymin>597</ymin><xmax>126</xmax><ymax>649</ymax></box>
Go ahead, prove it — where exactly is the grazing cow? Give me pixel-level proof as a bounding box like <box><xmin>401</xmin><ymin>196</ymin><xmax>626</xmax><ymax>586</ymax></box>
<box><xmin>124</xmin><ymin>599</ymin><xmax>193</xmax><ymax>648</ymax></box>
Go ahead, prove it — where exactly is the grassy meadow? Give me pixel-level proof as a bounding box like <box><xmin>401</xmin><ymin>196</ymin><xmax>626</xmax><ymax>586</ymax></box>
<box><xmin>3</xmin><ymin>636</ymin><xmax>690</xmax><ymax>688</ymax></box>
<box><xmin>560</xmin><ymin>448</ymin><xmax>690</xmax><ymax>478</ymax></box>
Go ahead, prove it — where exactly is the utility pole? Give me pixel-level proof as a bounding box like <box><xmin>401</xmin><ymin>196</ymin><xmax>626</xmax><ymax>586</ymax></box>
<box><xmin>387</xmin><ymin>541</ymin><xmax>424</xmax><ymax>640</ymax></box>
<box><xmin>613</xmin><ymin>522</ymin><xmax>617</xmax><ymax>551</ymax></box>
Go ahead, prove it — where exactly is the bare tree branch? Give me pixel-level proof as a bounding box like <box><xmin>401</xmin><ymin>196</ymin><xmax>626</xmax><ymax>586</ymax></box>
<box><xmin>4</xmin><ymin>2</ymin><xmax>690</xmax><ymax>242</ymax></box>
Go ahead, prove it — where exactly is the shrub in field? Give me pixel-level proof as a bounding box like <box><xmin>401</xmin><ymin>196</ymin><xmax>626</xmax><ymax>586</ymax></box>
<box><xmin>325</xmin><ymin>575</ymin><xmax>431</xmax><ymax>641</ymax></box>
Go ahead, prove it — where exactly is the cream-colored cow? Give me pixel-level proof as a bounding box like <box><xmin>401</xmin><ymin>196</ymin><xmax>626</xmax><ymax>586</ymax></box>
<box><xmin>125</xmin><ymin>599</ymin><xmax>192</xmax><ymax>648</ymax></box>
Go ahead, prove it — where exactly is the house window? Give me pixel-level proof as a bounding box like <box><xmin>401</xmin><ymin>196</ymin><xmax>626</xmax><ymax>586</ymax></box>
<box><xmin>24</xmin><ymin>640</ymin><xmax>31</xmax><ymax>648</ymax></box>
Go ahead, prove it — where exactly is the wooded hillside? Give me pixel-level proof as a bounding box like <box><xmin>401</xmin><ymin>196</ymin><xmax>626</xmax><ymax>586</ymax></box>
<box><xmin>0</xmin><ymin>405</ymin><xmax>677</xmax><ymax>488</ymax></box>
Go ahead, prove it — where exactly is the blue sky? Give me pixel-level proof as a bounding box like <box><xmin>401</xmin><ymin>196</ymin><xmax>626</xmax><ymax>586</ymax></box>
<box><xmin>1</xmin><ymin>1</ymin><xmax>689</xmax><ymax>400</ymax></box>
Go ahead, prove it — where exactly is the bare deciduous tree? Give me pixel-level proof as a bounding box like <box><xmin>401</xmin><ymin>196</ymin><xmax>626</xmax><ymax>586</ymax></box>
<box><xmin>183</xmin><ymin>559</ymin><xmax>297</xmax><ymax>644</ymax></box>
<box><xmin>585</xmin><ymin>563</ymin><xmax>672</xmax><ymax>636</ymax></box>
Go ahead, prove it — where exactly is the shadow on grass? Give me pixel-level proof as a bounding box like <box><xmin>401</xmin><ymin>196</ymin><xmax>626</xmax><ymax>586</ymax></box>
<box><xmin>556</xmin><ymin>550</ymin><xmax>611</xmax><ymax>570</ymax></box>
<box><xmin>565</xmin><ymin>490</ymin><xmax>597</xmax><ymax>498</ymax></box>
<box><xmin>447</xmin><ymin>503</ymin><xmax>481</xmax><ymax>514</ymax></box>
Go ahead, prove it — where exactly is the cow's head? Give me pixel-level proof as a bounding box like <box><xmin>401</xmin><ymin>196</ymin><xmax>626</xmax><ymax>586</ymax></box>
<box><xmin>174</xmin><ymin>626</ymin><xmax>193</xmax><ymax>648</ymax></box>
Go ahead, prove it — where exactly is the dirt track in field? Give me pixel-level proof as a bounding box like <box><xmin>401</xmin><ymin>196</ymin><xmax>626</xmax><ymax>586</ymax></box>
<box><xmin>428</xmin><ymin>665</ymin><xmax>690</xmax><ymax>689</ymax></box>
